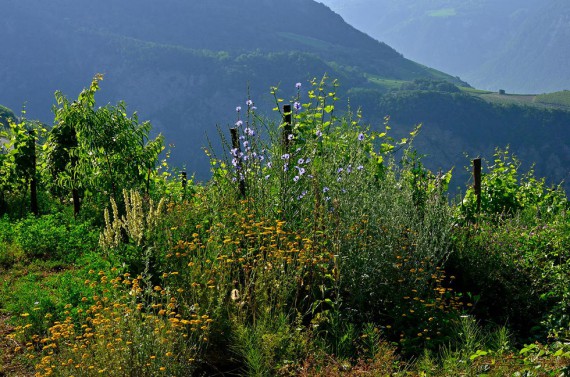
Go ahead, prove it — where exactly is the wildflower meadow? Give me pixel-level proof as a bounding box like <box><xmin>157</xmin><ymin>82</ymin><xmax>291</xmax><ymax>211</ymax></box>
<box><xmin>0</xmin><ymin>76</ymin><xmax>569</xmax><ymax>376</ymax></box>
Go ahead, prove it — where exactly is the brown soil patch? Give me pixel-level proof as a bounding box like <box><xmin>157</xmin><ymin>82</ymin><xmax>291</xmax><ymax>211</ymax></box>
<box><xmin>0</xmin><ymin>314</ymin><xmax>32</xmax><ymax>377</ymax></box>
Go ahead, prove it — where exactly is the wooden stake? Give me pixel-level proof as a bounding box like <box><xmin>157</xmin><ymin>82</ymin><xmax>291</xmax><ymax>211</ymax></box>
<box><xmin>473</xmin><ymin>158</ymin><xmax>482</xmax><ymax>213</ymax></box>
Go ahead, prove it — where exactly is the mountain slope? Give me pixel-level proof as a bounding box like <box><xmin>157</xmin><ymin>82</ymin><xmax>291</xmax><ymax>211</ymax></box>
<box><xmin>320</xmin><ymin>0</ymin><xmax>570</xmax><ymax>93</ymax></box>
<box><xmin>0</xmin><ymin>0</ymin><xmax>467</xmax><ymax>176</ymax></box>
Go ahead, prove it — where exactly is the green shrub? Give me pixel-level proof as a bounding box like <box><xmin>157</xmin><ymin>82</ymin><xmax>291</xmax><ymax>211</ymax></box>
<box><xmin>15</xmin><ymin>213</ymin><xmax>98</xmax><ymax>262</ymax></box>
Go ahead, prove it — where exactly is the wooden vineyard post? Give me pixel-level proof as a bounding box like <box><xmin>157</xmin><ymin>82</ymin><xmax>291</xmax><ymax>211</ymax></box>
<box><xmin>230</xmin><ymin>127</ymin><xmax>246</xmax><ymax>198</ymax></box>
<box><xmin>28</xmin><ymin>130</ymin><xmax>38</xmax><ymax>216</ymax></box>
<box><xmin>181</xmin><ymin>171</ymin><xmax>187</xmax><ymax>197</ymax></box>
<box><xmin>282</xmin><ymin>104</ymin><xmax>292</xmax><ymax>151</ymax></box>
<box><xmin>473</xmin><ymin>158</ymin><xmax>482</xmax><ymax>213</ymax></box>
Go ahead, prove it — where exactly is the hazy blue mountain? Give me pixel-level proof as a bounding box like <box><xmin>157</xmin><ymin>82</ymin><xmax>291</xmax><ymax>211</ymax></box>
<box><xmin>319</xmin><ymin>0</ymin><xmax>570</xmax><ymax>93</ymax></box>
<box><xmin>1</xmin><ymin>0</ymin><xmax>569</xmax><ymax>190</ymax></box>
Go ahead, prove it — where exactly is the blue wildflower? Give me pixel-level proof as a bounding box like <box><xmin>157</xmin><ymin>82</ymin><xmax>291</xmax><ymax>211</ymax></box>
<box><xmin>236</xmin><ymin>106</ymin><xmax>242</xmax><ymax>113</ymax></box>
<box><xmin>316</xmin><ymin>130</ymin><xmax>323</xmax><ymax>137</ymax></box>
<box><xmin>358</xmin><ymin>133</ymin><xmax>364</xmax><ymax>141</ymax></box>
<box><xmin>288</xmin><ymin>134</ymin><xmax>294</xmax><ymax>141</ymax></box>
<box><xmin>337</xmin><ymin>167</ymin><xmax>344</xmax><ymax>174</ymax></box>
<box><xmin>293</xmin><ymin>176</ymin><xmax>300</xmax><ymax>182</ymax></box>
<box><xmin>296</xmin><ymin>82</ymin><xmax>302</xmax><ymax>89</ymax></box>
<box><xmin>246</xmin><ymin>99</ymin><xmax>253</xmax><ymax>107</ymax></box>
<box><xmin>235</xmin><ymin>120</ymin><xmax>243</xmax><ymax>127</ymax></box>
<box><xmin>298</xmin><ymin>167</ymin><xmax>306</xmax><ymax>175</ymax></box>
<box><xmin>357</xmin><ymin>165</ymin><xmax>364</xmax><ymax>171</ymax></box>
<box><xmin>323</xmin><ymin>187</ymin><xmax>329</xmax><ymax>193</ymax></box>
<box><xmin>281</xmin><ymin>154</ymin><xmax>290</xmax><ymax>160</ymax></box>
<box><xmin>298</xmin><ymin>158</ymin><xmax>304</xmax><ymax>165</ymax></box>
<box><xmin>294</xmin><ymin>101</ymin><xmax>301</xmax><ymax>111</ymax></box>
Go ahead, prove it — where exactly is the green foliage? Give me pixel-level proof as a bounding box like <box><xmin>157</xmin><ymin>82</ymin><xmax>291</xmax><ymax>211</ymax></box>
<box><xmin>44</xmin><ymin>74</ymin><xmax>165</xmax><ymax>215</ymax></box>
<box><xmin>460</xmin><ymin>148</ymin><xmax>568</xmax><ymax>222</ymax></box>
<box><xmin>14</xmin><ymin>213</ymin><xmax>99</xmax><ymax>262</ymax></box>
<box><xmin>0</xmin><ymin>104</ymin><xmax>16</xmax><ymax>129</ymax></box>
<box><xmin>2</xmin><ymin>78</ymin><xmax>570</xmax><ymax>376</ymax></box>
<box><xmin>535</xmin><ymin>90</ymin><xmax>570</xmax><ymax>109</ymax></box>
<box><xmin>400</xmin><ymin>78</ymin><xmax>460</xmax><ymax>93</ymax></box>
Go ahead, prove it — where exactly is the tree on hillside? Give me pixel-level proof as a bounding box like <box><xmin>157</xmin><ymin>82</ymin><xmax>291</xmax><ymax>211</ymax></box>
<box><xmin>44</xmin><ymin>75</ymin><xmax>164</xmax><ymax>216</ymax></box>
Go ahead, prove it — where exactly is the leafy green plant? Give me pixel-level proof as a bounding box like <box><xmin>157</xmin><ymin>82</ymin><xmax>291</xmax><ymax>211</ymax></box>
<box><xmin>44</xmin><ymin>74</ymin><xmax>165</xmax><ymax>217</ymax></box>
<box><xmin>15</xmin><ymin>213</ymin><xmax>98</xmax><ymax>262</ymax></box>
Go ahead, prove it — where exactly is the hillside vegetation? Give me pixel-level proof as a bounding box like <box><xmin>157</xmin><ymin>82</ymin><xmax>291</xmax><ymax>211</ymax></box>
<box><xmin>4</xmin><ymin>0</ymin><xmax>570</xmax><ymax>191</ymax></box>
<box><xmin>1</xmin><ymin>77</ymin><xmax>569</xmax><ymax>376</ymax></box>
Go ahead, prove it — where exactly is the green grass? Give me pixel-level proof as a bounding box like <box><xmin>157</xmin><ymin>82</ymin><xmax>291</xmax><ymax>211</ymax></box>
<box><xmin>365</xmin><ymin>74</ymin><xmax>407</xmax><ymax>90</ymax></box>
<box><xmin>459</xmin><ymin>86</ymin><xmax>493</xmax><ymax>95</ymax></box>
<box><xmin>427</xmin><ymin>8</ymin><xmax>457</xmax><ymax>18</ymax></box>
<box><xmin>535</xmin><ymin>90</ymin><xmax>570</xmax><ymax>109</ymax></box>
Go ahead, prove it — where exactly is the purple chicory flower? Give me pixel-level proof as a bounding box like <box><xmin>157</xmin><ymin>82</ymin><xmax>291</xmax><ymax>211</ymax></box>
<box><xmin>323</xmin><ymin>187</ymin><xmax>329</xmax><ymax>193</ymax></box>
<box><xmin>230</xmin><ymin>148</ymin><xmax>238</xmax><ymax>157</ymax></box>
<box><xmin>267</xmin><ymin>162</ymin><xmax>272</xmax><ymax>168</ymax></box>
<box><xmin>246</xmin><ymin>99</ymin><xmax>253</xmax><ymax>107</ymax></box>
<box><xmin>296</xmin><ymin>82</ymin><xmax>302</xmax><ymax>89</ymax></box>
<box><xmin>232</xmin><ymin>158</ymin><xmax>238</xmax><ymax>167</ymax></box>
<box><xmin>298</xmin><ymin>167</ymin><xmax>306</xmax><ymax>175</ymax></box>
<box><xmin>294</xmin><ymin>101</ymin><xmax>301</xmax><ymax>111</ymax></box>
<box><xmin>293</xmin><ymin>176</ymin><xmax>300</xmax><ymax>182</ymax></box>
<box><xmin>243</xmin><ymin>141</ymin><xmax>249</xmax><ymax>148</ymax></box>
<box><xmin>281</xmin><ymin>154</ymin><xmax>290</xmax><ymax>160</ymax></box>
<box><xmin>288</xmin><ymin>134</ymin><xmax>294</xmax><ymax>141</ymax></box>
<box><xmin>316</xmin><ymin>130</ymin><xmax>323</xmax><ymax>137</ymax></box>
<box><xmin>347</xmin><ymin>165</ymin><xmax>352</xmax><ymax>174</ymax></box>
<box><xmin>235</xmin><ymin>120</ymin><xmax>243</xmax><ymax>127</ymax></box>
<box><xmin>337</xmin><ymin>167</ymin><xmax>344</xmax><ymax>174</ymax></box>
<box><xmin>357</xmin><ymin>165</ymin><xmax>364</xmax><ymax>171</ymax></box>
<box><xmin>236</xmin><ymin>106</ymin><xmax>242</xmax><ymax>112</ymax></box>
<box><xmin>283</xmin><ymin>163</ymin><xmax>289</xmax><ymax>172</ymax></box>
<box><xmin>298</xmin><ymin>190</ymin><xmax>307</xmax><ymax>200</ymax></box>
<box><xmin>358</xmin><ymin>133</ymin><xmax>365</xmax><ymax>141</ymax></box>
